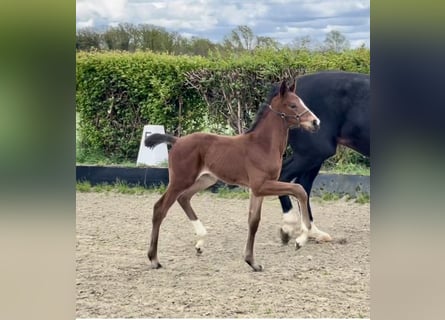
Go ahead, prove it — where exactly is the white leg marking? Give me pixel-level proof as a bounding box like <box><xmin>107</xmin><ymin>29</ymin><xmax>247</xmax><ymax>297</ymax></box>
<box><xmin>281</xmin><ymin>209</ymin><xmax>300</xmax><ymax>238</ymax></box>
<box><xmin>295</xmin><ymin>221</ymin><xmax>309</xmax><ymax>248</ymax></box>
<box><xmin>191</xmin><ymin>219</ymin><xmax>207</xmax><ymax>249</ymax></box>
<box><xmin>308</xmin><ymin>222</ymin><xmax>332</xmax><ymax>242</ymax></box>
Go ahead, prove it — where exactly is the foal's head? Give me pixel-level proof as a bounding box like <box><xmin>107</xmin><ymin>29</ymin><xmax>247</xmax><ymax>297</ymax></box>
<box><xmin>270</xmin><ymin>80</ymin><xmax>320</xmax><ymax>132</ymax></box>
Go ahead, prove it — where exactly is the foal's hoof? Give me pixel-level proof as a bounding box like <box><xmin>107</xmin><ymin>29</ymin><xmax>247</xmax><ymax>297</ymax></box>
<box><xmin>195</xmin><ymin>247</ymin><xmax>203</xmax><ymax>255</ymax></box>
<box><xmin>246</xmin><ymin>260</ymin><xmax>264</xmax><ymax>272</ymax></box>
<box><xmin>295</xmin><ymin>242</ymin><xmax>301</xmax><ymax>250</ymax></box>
<box><xmin>150</xmin><ymin>261</ymin><xmax>163</xmax><ymax>269</ymax></box>
<box><xmin>249</xmin><ymin>263</ymin><xmax>263</xmax><ymax>272</ymax></box>
<box><xmin>252</xmin><ymin>264</ymin><xmax>264</xmax><ymax>272</ymax></box>
<box><xmin>280</xmin><ymin>227</ymin><xmax>291</xmax><ymax>244</ymax></box>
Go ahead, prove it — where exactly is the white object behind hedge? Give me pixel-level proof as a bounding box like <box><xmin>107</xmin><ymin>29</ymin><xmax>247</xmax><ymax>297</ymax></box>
<box><xmin>137</xmin><ymin>125</ymin><xmax>169</xmax><ymax>166</ymax></box>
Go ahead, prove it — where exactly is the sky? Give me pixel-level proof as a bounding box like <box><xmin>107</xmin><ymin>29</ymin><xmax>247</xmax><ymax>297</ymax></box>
<box><xmin>76</xmin><ymin>0</ymin><xmax>370</xmax><ymax>48</ymax></box>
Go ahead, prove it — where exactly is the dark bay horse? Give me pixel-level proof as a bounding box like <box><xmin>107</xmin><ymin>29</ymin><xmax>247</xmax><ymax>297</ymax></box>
<box><xmin>277</xmin><ymin>71</ymin><xmax>370</xmax><ymax>243</ymax></box>
<box><xmin>144</xmin><ymin>81</ymin><xmax>320</xmax><ymax>271</ymax></box>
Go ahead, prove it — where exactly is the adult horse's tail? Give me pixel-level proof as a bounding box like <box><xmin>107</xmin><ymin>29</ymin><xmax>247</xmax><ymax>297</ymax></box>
<box><xmin>145</xmin><ymin>133</ymin><xmax>177</xmax><ymax>149</ymax></box>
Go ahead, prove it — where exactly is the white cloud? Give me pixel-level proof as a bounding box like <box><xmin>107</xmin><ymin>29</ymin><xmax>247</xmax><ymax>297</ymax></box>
<box><xmin>217</xmin><ymin>3</ymin><xmax>268</xmax><ymax>26</ymax></box>
<box><xmin>126</xmin><ymin>0</ymin><xmax>218</xmax><ymax>31</ymax></box>
<box><xmin>76</xmin><ymin>18</ymin><xmax>94</xmax><ymax>29</ymax></box>
<box><xmin>300</xmin><ymin>0</ymin><xmax>369</xmax><ymax>17</ymax></box>
<box><xmin>76</xmin><ymin>0</ymin><xmax>128</xmax><ymax>23</ymax></box>
<box><xmin>76</xmin><ymin>0</ymin><xmax>370</xmax><ymax>48</ymax></box>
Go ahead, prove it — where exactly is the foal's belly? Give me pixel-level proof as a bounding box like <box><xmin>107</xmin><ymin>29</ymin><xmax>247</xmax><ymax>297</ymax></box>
<box><xmin>198</xmin><ymin>167</ymin><xmax>249</xmax><ymax>188</ymax></box>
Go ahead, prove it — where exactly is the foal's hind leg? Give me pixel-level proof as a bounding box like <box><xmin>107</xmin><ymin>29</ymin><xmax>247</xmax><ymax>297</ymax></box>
<box><xmin>244</xmin><ymin>193</ymin><xmax>264</xmax><ymax>271</ymax></box>
<box><xmin>148</xmin><ymin>184</ymin><xmax>187</xmax><ymax>269</ymax></box>
<box><xmin>177</xmin><ymin>173</ymin><xmax>218</xmax><ymax>254</ymax></box>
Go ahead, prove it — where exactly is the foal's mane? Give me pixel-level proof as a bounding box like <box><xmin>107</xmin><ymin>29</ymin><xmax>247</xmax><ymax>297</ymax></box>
<box><xmin>244</xmin><ymin>83</ymin><xmax>281</xmax><ymax>134</ymax></box>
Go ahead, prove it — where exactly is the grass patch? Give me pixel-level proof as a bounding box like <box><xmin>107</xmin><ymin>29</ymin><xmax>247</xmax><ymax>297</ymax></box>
<box><xmin>313</xmin><ymin>191</ymin><xmax>370</xmax><ymax>204</ymax></box>
<box><xmin>214</xmin><ymin>186</ymin><xmax>250</xmax><ymax>199</ymax></box>
<box><xmin>113</xmin><ymin>179</ymin><xmax>146</xmax><ymax>194</ymax></box>
<box><xmin>76</xmin><ymin>179</ymin><xmax>167</xmax><ymax>195</ymax></box>
<box><xmin>320</xmin><ymin>192</ymin><xmax>341</xmax><ymax>201</ymax></box>
<box><xmin>77</xmin><ymin>180</ymin><xmax>92</xmax><ymax>192</ymax></box>
<box><xmin>320</xmin><ymin>162</ymin><xmax>370</xmax><ymax>176</ymax></box>
<box><xmin>148</xmin><ymin>182</ymin><xmax>167</xmax><ymax>194</ymax></box>
<box><xmin>355</xmin><ymin>192</ymin><xmax>370</xmax><ymax>204</ymax></box>
<box><xmin>76</xmin><ymin>180</ymin><xmax>246</xmax><ymax>199</ymax></box>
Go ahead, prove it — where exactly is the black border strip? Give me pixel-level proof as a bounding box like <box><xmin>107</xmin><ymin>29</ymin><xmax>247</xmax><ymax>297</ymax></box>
<box><xmin>76</xmin><ymin>165</ymin><xmax>370</xmax><ymax>196</ymax></box>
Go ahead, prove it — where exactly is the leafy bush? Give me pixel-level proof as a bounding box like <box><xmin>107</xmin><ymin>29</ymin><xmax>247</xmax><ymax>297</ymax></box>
<box><xmin>76</xmin><ymin>51</ymin><xmax>209</xmax><ymax>161</ymax></box>
<box><xmin>76</xmin><ymin>48</ymin><xmax>370</xmax><ymax>164</ymax></box>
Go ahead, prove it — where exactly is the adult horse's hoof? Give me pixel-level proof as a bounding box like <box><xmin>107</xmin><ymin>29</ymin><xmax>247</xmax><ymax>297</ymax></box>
<box><xmin>195</xmin><ymin>247</ymin><xmax>203</xmax><ymax>255</ymax></box>
<box><xmin>281</xmin><ymin>210</ymin><xmax>299</xmax><ymax>244</ymax></box>
<box><xmin>295</xmin><ymin>234</ymin><xmax>308</xmax><ymax>250</ymax></box>
<box><xmin>313</xmin><ymin>234</ymin><xmax>332</xmax><ymax>243</ymax></box>
<box><xmin>308</xmin><ymin>224</ymin><xmax>332</xmax><ymax>242</ymax></box>
<box><xmin>280</xmin><ymin>227</ymin><xmax>291</xmax><ymax>244</ymax></box>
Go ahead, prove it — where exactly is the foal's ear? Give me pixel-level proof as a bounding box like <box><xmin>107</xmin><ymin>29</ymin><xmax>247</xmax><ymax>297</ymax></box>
<box><xmin>289</xmin><ymin>79</ymin><xmax>296</xmax><ymax>93</ymax></box>
<box><xmin>279</xmin><ymin>80</ymin><xmax>288</xmax><ymax>97</ymax></box>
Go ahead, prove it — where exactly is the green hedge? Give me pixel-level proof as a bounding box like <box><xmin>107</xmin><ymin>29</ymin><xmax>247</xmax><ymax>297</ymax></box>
<box><xmin>76</xmin><ymin>51</ymin><xmax>210</xmax><ymax>160</ymax></box>
<box><xmin>76</xmin><ymin>48</ymin><xmax>370</xmax><ymax>162</ymax></box>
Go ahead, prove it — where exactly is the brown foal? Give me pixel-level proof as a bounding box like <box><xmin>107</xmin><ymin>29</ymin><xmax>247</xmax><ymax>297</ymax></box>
<box><xmin>144</xmin><ymin>80</ymin><xmax>320</xmax><ymax>271</ymax></box>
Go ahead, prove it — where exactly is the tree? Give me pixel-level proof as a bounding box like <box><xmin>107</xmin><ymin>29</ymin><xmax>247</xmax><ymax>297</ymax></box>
<box><xmin>223</xmin><ymin>25</ymin><xmax>256</xmax><ymax>51</ymax></box>
<box><xmin>323</xmin><ymin>30</ymin><xmax>350</xmax><ymax>52</ymax></box>
<box><xmin>290</xmin><ymin>35</ymin><xmax>313</xmax><ymax>51</ymax></box>
<box><xmin>189</xmin><ymin>37</ymin><xmax>216</xmax><ymax>56</ymax></box>
<box><xmin>138</xmin><ymin>24</ymin><xmax>175</xmax><ymax>52</ymax></box>
<box><xmin>76</xmin><ymin>28</ymin><xmax>101</xmax><ymax>51</ymax></box>
<box><xmin>103</xmin><ymin>24</ymin><xmax>132</xmax><ymax>51</ymax></box>
<box><xmin>256</xmin><ymin>36</ymin><xmax>280</xmax><ymax>50</ymax></box>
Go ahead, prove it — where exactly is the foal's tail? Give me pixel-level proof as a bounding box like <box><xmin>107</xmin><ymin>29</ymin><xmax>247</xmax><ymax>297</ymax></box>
<box><xmin>144</xmin><ymin>133</ymin><xmax>178</xmax><ymax>149</ymax></box>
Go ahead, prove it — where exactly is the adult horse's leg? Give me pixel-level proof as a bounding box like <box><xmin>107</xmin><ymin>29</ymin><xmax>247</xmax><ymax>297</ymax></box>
<box><xmin>279</xmin><ymin>141</ymin><xmax>336</xmax><ymax>243</ymax></box>
<box><xmin>244</xmin><ymin>193</ymin><xmax>264</xmax><ymax>272</ymax></box>
<box><xmin>278</xmin><ymin>164</ymin><xmax>332</xmax><ymax>243</ymax></box>
<box><xmin>277</xmin><ymin>157</ymin><xmax>302</xmax><ymax>244</ymax></box>
<box><xmin>177</xmin><ymin>173</ymin><xmax>218</xmax><ymax>254</ymax></box>
<box><xmin>298</xmin><ymin>165</ymin><xmax>332</xmax><ymax>242</ymax></box>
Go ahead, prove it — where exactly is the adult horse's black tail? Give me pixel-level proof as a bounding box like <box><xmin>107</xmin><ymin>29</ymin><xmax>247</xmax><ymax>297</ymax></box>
<box><xmin>144</xmin><ymin>133</ymin><xmax>177</xmax><ymax>149</ymax></box>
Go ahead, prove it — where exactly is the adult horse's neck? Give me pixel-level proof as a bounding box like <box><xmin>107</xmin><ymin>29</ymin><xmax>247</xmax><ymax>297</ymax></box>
<box><xmin>246</xmin><ymin>107</ymin><xmax>289</xmax><ymax>156</ymax></box>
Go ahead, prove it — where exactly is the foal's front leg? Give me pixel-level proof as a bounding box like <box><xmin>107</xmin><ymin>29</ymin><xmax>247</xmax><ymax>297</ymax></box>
<box><xmin>253</xmin><ymin>180</ymin><xmax>311</xmax><ymax>250</ymax></box>
<box><xmin>244</xmin><ymin>193</ymin><xmax>264</xmax><ymax>271</ymax></box>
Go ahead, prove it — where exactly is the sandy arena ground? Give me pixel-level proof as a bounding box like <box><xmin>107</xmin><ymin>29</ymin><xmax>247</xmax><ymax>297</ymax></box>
<box><xmin>76</xmin><ymin>191</ymin><xmax>370</xmax><ymax>318</ymax></box>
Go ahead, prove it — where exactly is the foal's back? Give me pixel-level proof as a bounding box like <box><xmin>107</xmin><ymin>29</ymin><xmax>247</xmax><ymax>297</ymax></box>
<box><xmin>168</xmin><ymin>132</ymin><xmax>251</xmax><ymax>186</ymax></box>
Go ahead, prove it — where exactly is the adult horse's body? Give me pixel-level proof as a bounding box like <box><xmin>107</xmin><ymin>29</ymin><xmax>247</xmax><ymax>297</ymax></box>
<box><xmin>144</xmin><ymin>81</ymin><xmax>320</xmax><ymax>271</ymax></box>
<box><xmin>278</xmin><ymin>71</ymin><xmax>370</xmax><ymax>243</ymax></box>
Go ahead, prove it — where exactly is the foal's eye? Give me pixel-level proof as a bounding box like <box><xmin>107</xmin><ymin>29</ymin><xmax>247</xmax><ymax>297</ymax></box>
<box><xmin>290</xmin><ymin>104</ymin><xmax>297</xmax><ymax>109</ymax></box>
